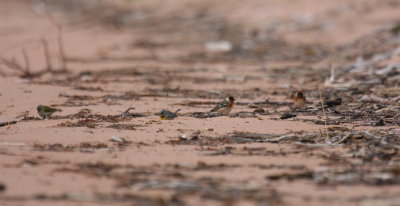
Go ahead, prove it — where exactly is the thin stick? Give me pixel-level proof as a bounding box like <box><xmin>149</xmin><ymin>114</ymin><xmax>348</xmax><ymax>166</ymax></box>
<box><xmin>0</xmin><ymin>67</ymin><xmax>6</xmax><ymax>77</ymax></box>
<box><xmin>42</xmin><ymin>38</ymin><xmax>52</xmax><ymax>71</ymax></box>
<box><xmin>333</xmin><ymin>133</ymin><xmax>352</xmax><ymax>144</ymax></box>
<box><xmin>0</xmin><ymin>120</ymin><xmax>17</xmax><ymax>127</ymax></box>
<box><xmin>46</xmin><ymin>7</ymin><xmax>67</xmax><ymax>72</ymax></box>
<box><xmin>318</xmin><ymin>89</ymin><xmax>329</xmax><ymax>139</ymax></box>
<box><xmin>0</xmin><ymin>57</ymin><xmax>25</xmax><ymax>72</ymax></box>
<box><xmin>56</xmin><ymin>25</ymin><xmax>67</xmax><ymax>71</ymax></box>
<box><xmin>120</xmin><ymin>107</ymin><xmax>136</xmax><ymax>117</ymax></box>
<box><xmin>21</xmin><ymin>48</ymin><xmax>30</xmax><ymax>74</ymax></box>
<box><xmin>122</xmin><ymin>107</ymin><xmax>135</xmax><ymax>114</ymax></box>
<box><xmin>164</xmin><ymin>71</ymin><xmax>170</xmax><ymax>97</ymax></box>
<box><xmin>329</xmin><ymin>63</ymin><xmax>336</xmax><ymax>83</ymax></box>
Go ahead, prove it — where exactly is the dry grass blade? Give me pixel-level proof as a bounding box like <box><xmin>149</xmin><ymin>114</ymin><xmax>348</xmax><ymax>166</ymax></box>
<box><xmin>0</xmin><ymin>57</ymin><xmax>25</xmax><ymax>72</ymax></box>
<box><xmin>21</xmin><ymin>48</ymin><xmax>31</xmax><ymax>73</ymax></box>
<box><xmin>42</xmin><ymin>38</ymin><xmax>53</xmax><ymax>71</ymax></box>
<box><xmin>0</xmin><ymin>120</ymin><xmax>18</xmax><ymax>127</ymax></box>
<box><xmin>56</xmin><ymin>25</ymin><xmax>67</xmax><ymax>71</ymax></box>
<box><xmin>332</xmin><ymin>133</ymin><xmax>352</xmax><ymax>144</ymax></box>
<box><xmin>318</xmin><ymin>89</ymin><xmax>329</xmax><ymax>140</ymax></box>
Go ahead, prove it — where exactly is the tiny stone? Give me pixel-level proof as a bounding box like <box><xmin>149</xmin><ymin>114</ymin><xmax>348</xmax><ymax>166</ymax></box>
<box><xmin>180</xmin><ymin>134</ymin><xmax>188</xmax><ymax>140</ymax></box>
<box><xmin>111</xmin><ymin>136</ymin><xmax>125</xmax><ymax>143</ymax></box>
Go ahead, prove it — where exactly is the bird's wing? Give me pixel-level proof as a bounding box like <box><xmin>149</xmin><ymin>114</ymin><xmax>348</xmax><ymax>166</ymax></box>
<box><xmin>43</xmin><ymin>106</ymin><xmax>58</xmax><ymax>112</ymax></box>
<box><xmin>210</xmin><ymin>100</ymin><xmax>229</xmax><ymax>112</ymax></box>
<box><xmin>165</xmin><ymin>111</ymin><xmax>176</xmax><ymax>118</ymax></box>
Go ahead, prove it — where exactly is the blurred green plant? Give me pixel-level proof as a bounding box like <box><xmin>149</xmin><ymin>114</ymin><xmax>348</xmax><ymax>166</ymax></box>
<box><xmin>390</xmin><ymin>23</ymin><xmax>400</xmax><ymax>34</ymax></box>
<box><xmin>124</xmin><ymin>0</ymin><xmax>138</xmax><ymax>4</ymax></box>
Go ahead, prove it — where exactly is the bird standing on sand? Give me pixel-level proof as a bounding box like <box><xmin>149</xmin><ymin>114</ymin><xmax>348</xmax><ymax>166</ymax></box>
<box><xmin>292</xmin><ymin>91</ymin><xmax>306</xmax><ymax>109</ymax></box>
<box><xmin>210</xmin><ymin>96</ymin><xmax>235</xmax><ymax>114</ymax></box>
<box><xmin>157</xmin><ymin>109</ymin><xmax>181</xmax><ymax>120</ymax></box>
<box><xmin>37</xmin><ymin>105</ymin><xmax>61</xmax><ymax>119</ymax></box>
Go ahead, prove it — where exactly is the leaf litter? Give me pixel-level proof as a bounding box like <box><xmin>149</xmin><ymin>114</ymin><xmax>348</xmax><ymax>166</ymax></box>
<box><xmin>3</xmin><ymin>1</ymin><xmax>400</xmax><ymax>205</ymax></box>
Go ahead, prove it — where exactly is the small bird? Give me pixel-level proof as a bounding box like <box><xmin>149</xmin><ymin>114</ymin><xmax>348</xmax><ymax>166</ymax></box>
<box><xmin>157</xmin><ymin>109</ymin><xmax>181</xmax><ymax>120</ymax></box>
<box><xmin>37</xmin><ymin>105</ymin><xmax>61</xmax><ymax>119</ymax></box>
<box><xmin>210</xmin><ymin>96</ymin><xmax>235</xmax><ymax>114</ymax></box>
<box><xmin>292</xmin><ymin>91</ymin><xmax>306</xmax><ymax>110</ymax></box>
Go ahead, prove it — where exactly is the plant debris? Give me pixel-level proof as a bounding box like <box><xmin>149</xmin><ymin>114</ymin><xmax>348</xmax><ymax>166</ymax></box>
<box><xmin>3</xmin><ymin>1</ymin><xmax>400</xmax><ymax>205</ymax></box>
<box><xmin>0</xmin><ymin>183</ymin><xmax>6</xmax><ymax>192</ymax></box>
<box><xmin>0</xmin><ymin>120</ymin><xmax>17</xmax><ymax>127</ymax></box>
<box><xmin>34</xmin><ymin>142</ymin><xmax>109</xmax><ymax>153</ymax></box>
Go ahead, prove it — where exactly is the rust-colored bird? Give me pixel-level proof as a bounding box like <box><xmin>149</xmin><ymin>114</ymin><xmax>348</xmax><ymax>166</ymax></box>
<box><xmin>210</xmin><ymin>96</ymin><xmax>235</xmax><ymax>114</ymax></box>
<box><xmin>292</xmin><ymin>91</ymin><xmax>306</xmax><ymax>110</ymax></box>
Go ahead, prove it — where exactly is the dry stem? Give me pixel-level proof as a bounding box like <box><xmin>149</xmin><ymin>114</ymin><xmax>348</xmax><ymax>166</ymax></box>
<box><xmin>21</xmin><ymin>48</ymin><xmax>31</xmax><ymax>73</ymax></box>
<box><xmin>42</xmin><ymin>38</ymin><xmax>53</xmax><ymax>71</ymax></box>
<box><xmin>45</xmin><ymin>5</ymin><xmax>68</xmax><ymax>72</ymax></box>
<box><xmin>318</xmin><ymin>89</ymin><xmax>329</xmax><ymax>139</ymax></box>
<box><xmin>56</xmin><ymin>25</ymin><xmax>67</xmax><ymax>71</ymax></box>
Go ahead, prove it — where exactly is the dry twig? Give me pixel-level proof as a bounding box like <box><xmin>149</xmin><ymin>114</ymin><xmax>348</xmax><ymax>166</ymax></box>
<box><xmin>332</xmin><ymin>133</ymin><xmax>352</xmax><ymax>144</ymax></box>
<box><xmin>45</xmin><ymin>4</ymin><xmax>68</xmax><ymax>72</ymax></box>
<box><xmin>0</xmin><ymin>120</ymin><xmax>18</xmax><ymax>128</ymax></box>
<box><xmin>0</xmin><ymin>54</ymin><xmax>33</xmax><ymax>78</ymax></box>
<box><xmin>21</xmin><ymin>48</ymin><xmax>31</xmax><ymax>74</ymax></box>
<box><xmin>318</xmin><ymin>89</ymin><xmax>329</xmax><ymax>139</ymax></box>
<box><xmin>42</xmin><ymin>38</ymin><xmax>53</xmax><ymax>71</ymax></box>
<box><xmin>56</xmin><ymin>24</ymin><xmax>67</xmax><ymax>71</ymax></box>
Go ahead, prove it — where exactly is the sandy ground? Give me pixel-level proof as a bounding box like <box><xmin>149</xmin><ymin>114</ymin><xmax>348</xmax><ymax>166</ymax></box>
<box><xmin>1</xmin><ymin>0</ymin><xmax>400</xmax><ymax>206</ymax></box>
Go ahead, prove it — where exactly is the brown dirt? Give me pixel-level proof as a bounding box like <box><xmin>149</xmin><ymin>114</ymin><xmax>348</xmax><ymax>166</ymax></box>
<box><xmin>1</xmin><ymin>0</ymin><xmax>400</xmax><ymax>205</ymax></box>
